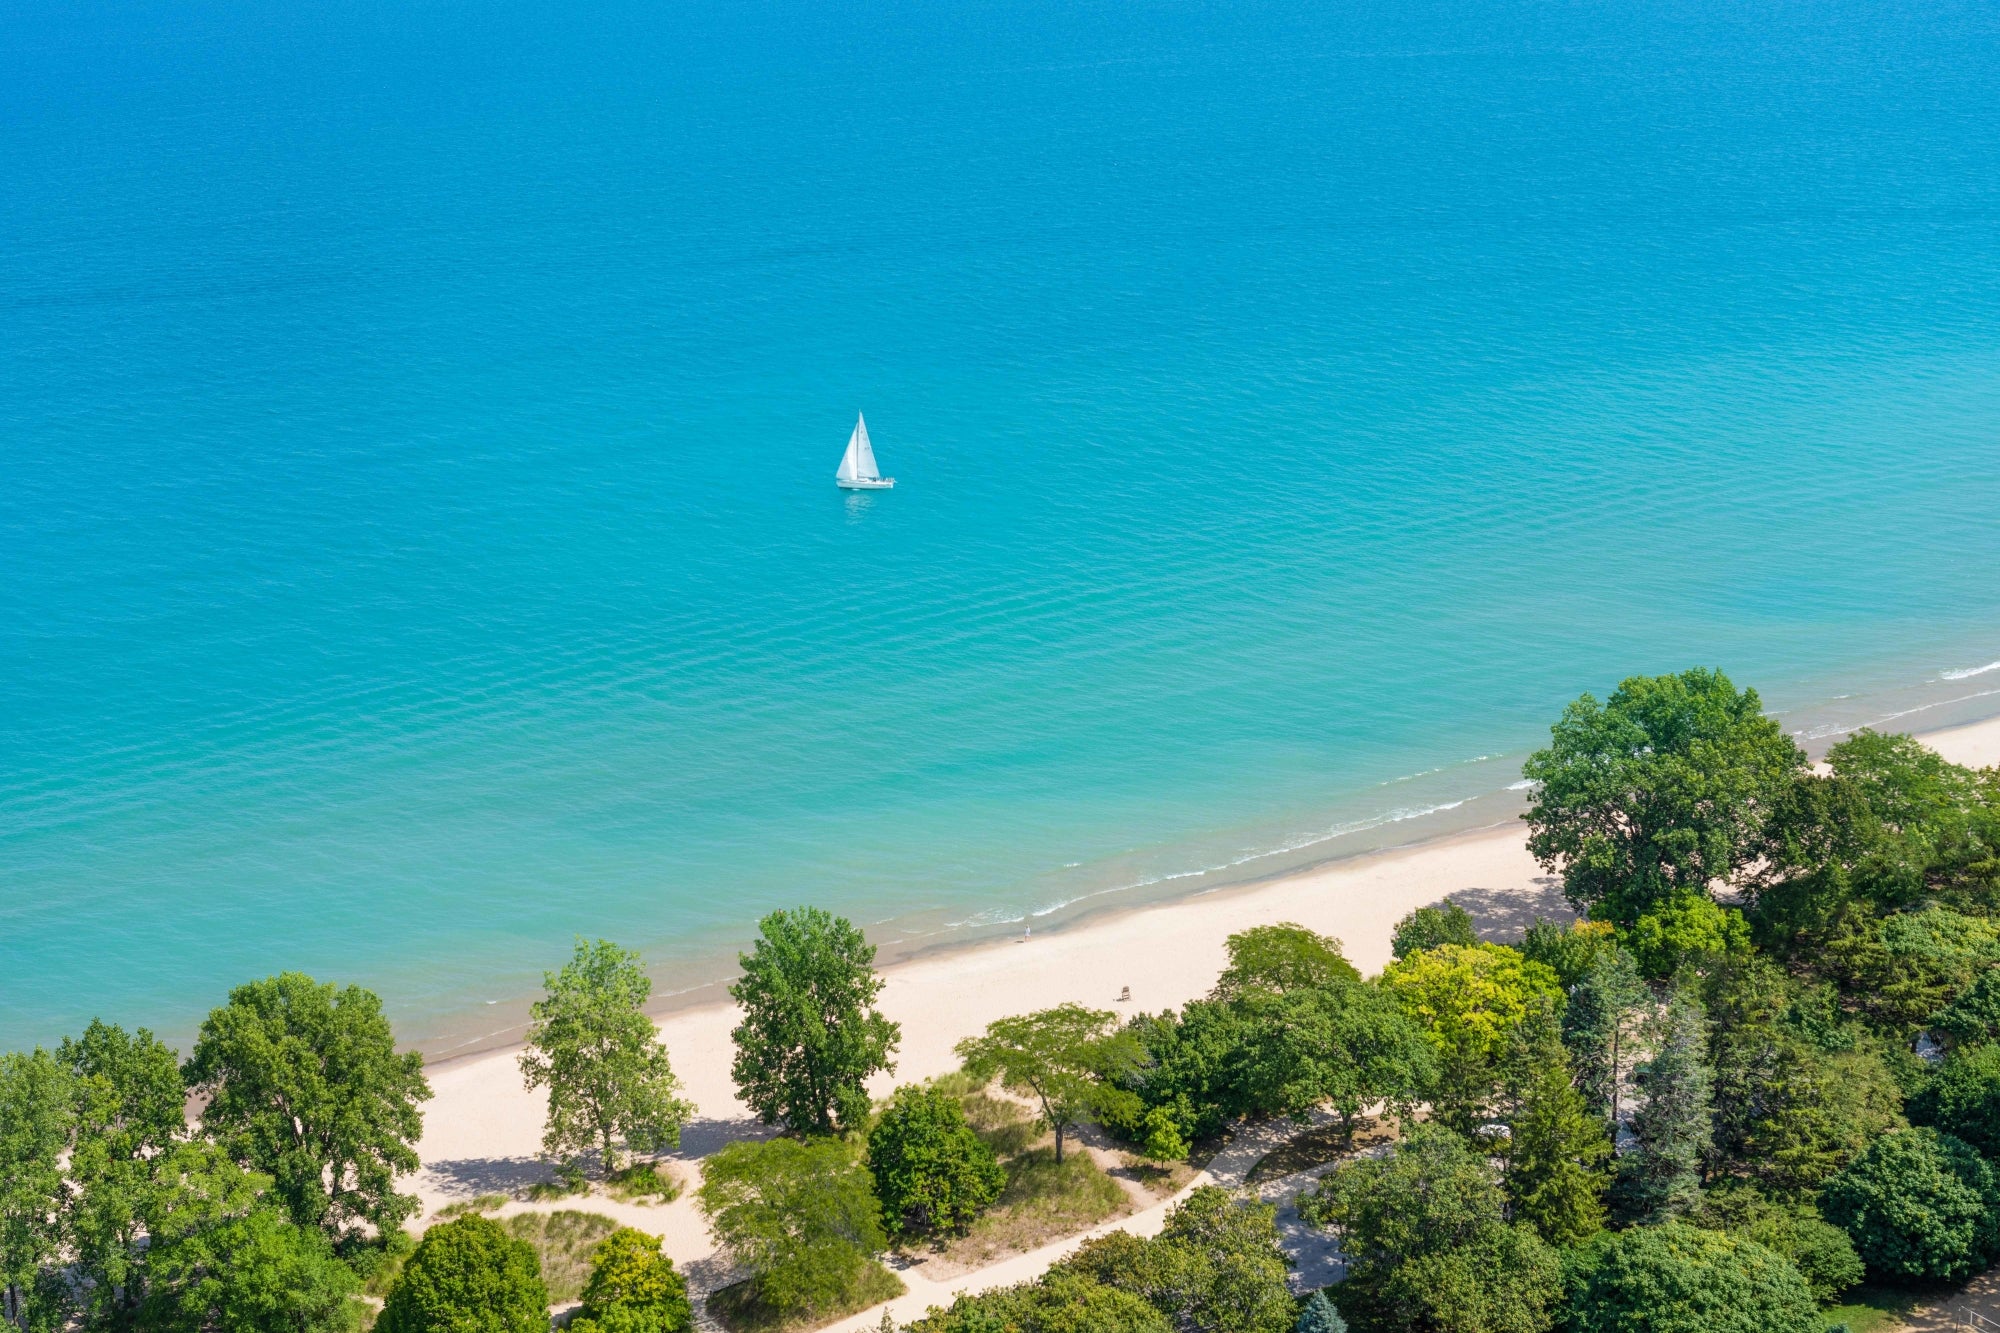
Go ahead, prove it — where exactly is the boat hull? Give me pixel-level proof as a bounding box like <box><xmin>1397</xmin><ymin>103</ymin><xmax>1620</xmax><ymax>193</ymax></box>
<box><xmin>836</xmin><ymin>477</ymin><xmax>895</xmax><ymax>489</ymax></box>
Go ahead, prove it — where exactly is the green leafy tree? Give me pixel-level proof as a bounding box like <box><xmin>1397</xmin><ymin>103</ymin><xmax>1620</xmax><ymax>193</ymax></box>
<box><xmin>1621</xmin><ymin>890</ymin><xmax>1752</xmax><ymax>979</ymax></box>
<box><xmin>61</xmin><ymin>1022</ymin><xmax>190</xmax><ymax>1332</ymax></box>
<box><xmin>1213</xmin><ymin>923</ymin><xmax>1360</xmax><ymax>999</ymax></box>
<box><xmin>1820</xmin><ymin>1127</ymin><xmax>2000</xmax><ymax>1283</ymax></box>
<box><xmin>1522</xmin><ymin>669</ymin><xmax>1805</xmax><ymax>923</ymax></box>
<box><xmin>696</xmin><ymin>1136</ymin><xmax>887</xmax><ymax>1318</ymax></box>
<box><xmin>567</xmin><ymin>1228</ymin><xmax>692</xmax><ymax>1333</ymax></box>
<box><xmin>905</xmin><ymin>1271</ymin><xmax>1171</xmax><ymax>1333</ymax></box>
<box><xmin>1562</xmin><ymin>945</ymin><xmax>1648</xmax><ymax>1128</ymax></box>
<box><xmin>1930</xmin><ymin>969</ymin><xmax>2000</xmax><ymax>1049</ymax></box>
<box><xmin>1566</xmin><ymin>1222</ymin><xmax>1818</xmax><ymax>1333</ymax></box>
<box><xmin>0</xmin><ymin>1049</ymin><xmax>75</xmax><ymax>1331</ymax></box>
<box><xmin>1223</xmin><ymin>980</ymin><xmax>1435</xmax><ymax>1138</ymax></box>
<box><xmin>1381</xmin><ymin>942</ymin><xmax>1563</xmax><ymax>1133</ymax></box>
<box><xmin>1612</xmin><ymin>989</ymin><xmax>1713</xmax><ymax>1224</ymax></box>
<box><xmin>1304</xmin><ymin>1125</ymin><xmax>1562</xmax><ymax>1333</ymax></box>
<box><xmin>1688</xmin><ymin>1187</ymin><xmax>1863</xmax><ymax>1303</ymax></box>
<box><xmin>1519</xmin><ymin>918</ymin><xmax>1617</xmax><ymax>990</ymax></box>
<box><xmin>143</xmin><ymin>1205</ymin><xmax>360</xmax><ymax>1333</ymax></box>
<box><xmin>1295</xmin><ymin>1291</ymin><xmax>1347</xmax><ymax>1333</ymax></box>
<box><xmin>1390</xmin><ymin>900</ymin><xmax>1478</xmax><ymax>959</ymax></box>
<box><xmin>518</xmin><ymin>940</ymin><xmax>693</xmax><ymax>1177</ymax></box>
<box><xmin>729</xmin><ymin>907</ymin><xmax>900</xmax><ymax>1136</ymax></box>
<box><xmin>1500</xmin><ymin>1002</ymin><xmax>1609</xmax><ymax>1245</ymax></box>
<box><xmin>1059</xmin><ymin>1187</ymin><xmax>1294</xmax><ymax>1333</ymax></box>
<box><xmin>867</xmin><ymin>1085</ymin><xmax>1004</xmax><ymax>1240</ymax></box>
<box><xmin>377</xmin><ymin>1216</ymin><xmax>548</xmax><ymax>1333</ymax></box>
<box><xmin>1821</xmin><ymin>904</ymin><xmax>2000</xmax><ymax>1034</ymax></box>
<box><xmin>1910</xmin><ymin>1043</ymin><xmax>2000</xmax><ymax>1157</ymax></box>
<box><xmin>957</xmin><ymin>1005</ymin><xmax>1143</xmax><ymax>1164</ymax></box>
<box><xmin>183</xmin><ymin>973</ymin><xmax>432</xmax><ymax>1239</ymax></box>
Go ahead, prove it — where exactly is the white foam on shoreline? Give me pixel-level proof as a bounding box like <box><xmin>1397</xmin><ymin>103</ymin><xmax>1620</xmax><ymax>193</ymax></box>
<box><xmin>1943</xmin><ymin>660</ymin><xmax>2000</xmax><ymax>681</ymax></box>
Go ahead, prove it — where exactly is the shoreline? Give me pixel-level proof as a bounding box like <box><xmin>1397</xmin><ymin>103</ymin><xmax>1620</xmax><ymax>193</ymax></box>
<box><xmin>415</xmin><ymin>686</ymin><xmax>2000</xmax><ymax>1072</ymax></box>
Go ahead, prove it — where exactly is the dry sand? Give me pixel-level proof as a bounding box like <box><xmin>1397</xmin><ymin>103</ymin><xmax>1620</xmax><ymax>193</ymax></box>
<box><xmin>407</xmin><ymin>712</ymin><xmax>2000</xmax><ymax>1296</ymax></box>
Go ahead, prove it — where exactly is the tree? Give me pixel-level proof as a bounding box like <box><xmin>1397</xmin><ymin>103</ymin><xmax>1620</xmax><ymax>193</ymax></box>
<box><xmin>1519</xmin><ymin>918</ymin><xmax>1617</xmax><ymax>990</ymax></box>
<box><xmin>1500</xmin><ymin>1002</ymin><xmax>1609</xmax><ymax>1245</ymax></box>
<box><xmin>183</xmin><ymin>973</ymin><xmax>432</xmax><ymax>1239</ymax></box>
<box><xmin>0</xmin><ymin>1049</ymin><xmax>74</xmax><ymax>1331</ymax></box>
<box><xmin>905</xmin><ymin>1271</ymin><xmax>1172</xmax><ymax>1333</ymax></box>
<box><xmin>567</xmin><ymin>1228</ymin><xmax>693</xmax><ymax>1333</ymax></box>
<box><xmin>518</xmin><ymin>939</ymin><xmax>693</xmax><ymax>1178</ymax></box>
<box><xmin>1910</xmin><ymin>1043</ymin><xmax>2000</xmax><ymax>1157</ymax></box>
<box><xmin>1687</xmin><ymin>1187</ymin><xmax>1863</xmax><ymax>1303</ymax></box>
<box><xmin>1562</xmin><ymin>945</ymin><xmax>1648</xmax><ymax>1129</ymax></box>
<box><xmin>1061</xmin><ymin>1187</ymin><xmax>1295</xmax><ymax>1333</ymax></box>
<box><xmin>1566</xmin><ymin>1222</ymin><xmax>1818</xmax><ymax>1333</ymax></box>
<box><xmin>696</xmin><ymin>1136</ymin><xmax>886</xmax><ymax>1318</ymax></box>
<box><xmin>1222</xmin><ymin>981</ymin><xmax>1434</xmax><ymax>1138</ymax></box>
<box><xmin>1390</xmin><ymin>900</ymin><xmax>1478</xmax><ymax>959</ymax></box>
<box><xmin>1295</xmin><ymin>1291</ymin><xmax>1347</xmax><ymax>1333</ymax></box>
<box><xmin>1381</xmin><ymin>943</ymin><xmax>1563</xmax><ymax>1133</ymax></box>
<box><xmin>867</xmin><ymin>1085</ymin><xmax>1004</xmax><ymax>1241</ymax></box>
<box><xmin>1821</xmin><ymin>904</ymin><xmax>2000</xmax><ymax>1034</ymax></box>
<box><xmin>143</xmin><ymin>1205</ymin><xmax>360</xmax><ymax>1333</ymax></box>
<box><xmin>376</xmin><ymin>1216</ymin><xmax>548</xmax><ymax>1333</ymax></box>
<box><xmin>1612</xmin><ymin>989</ymin><xmax>1713</xmax><ymax>1224</ymax></box>
<box><xmin>1621</xmin><ymin>890</ymin><xmax>1752</xmax><ymax>979</ymax></box>
<box><xmin>1930</xmin><ymin>968</ymin><xmax>2000</xmax><ymax>1049</ymax></box>
<box><xmin>1303</xmin><ymin>1125</ymin><xmax>1562</xmax><ymax>1333</ymax></box>
<box><xmin>729</xmin><ymin>907</ymin><xmax>900</xmax><ymax>1136</ymax></box>
<box><xmin>1212</xmin><ymin>923</ymin><xmax>1360</xmax><ymax>999</ymax></box>
<box><xmin>957</xmin><ymin>1005</ymin><xmax>1144</xmax><ymax>1164</ymax></box>
<box><xmin>1820</xmin><ymin>1127</ymin><xmax>2000</xmax><ymax>1283</ymax></box>
<box><xmin>1522</xmin><ymin>669</ymin><xmax>1806</xmax><ymax>923</ymax></box>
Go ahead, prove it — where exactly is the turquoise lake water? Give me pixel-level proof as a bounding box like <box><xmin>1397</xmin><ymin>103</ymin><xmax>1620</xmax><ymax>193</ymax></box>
<box><xmin>5</xmin><ymin>0</ymin><xmax>2000</xmax><ymax>1054</ymax></box>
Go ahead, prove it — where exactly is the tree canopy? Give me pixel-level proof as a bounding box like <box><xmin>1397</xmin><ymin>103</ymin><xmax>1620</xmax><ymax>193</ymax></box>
<box><xmin>1212</xmin><ymin>923</ymin><xmax>1360</xmax><ymax>999</ymax></box>
<box><xmin>376</xmin><ymin>1216</ymin><xmax>548</xmax><ymax>1333</ymax></box>
<box><xmin>519</xmin><ymin>939</ymin><xmax>693</xmax><ymax>1176</ymax></box>
<box><xmin>183</xmin><ymin>972</ymin><xmax>431</xmax><ymax>1239</ymax></box>
<box><xmin>867</xmin><ymin>1084</ymin><xmax>1005</xmax><ymax>1240</ymax></box>
<box><xmin>1566</xmin><ymin>1222</ymin><xmax>1818</xmax><ymax>1333</ymax></box>
<box><xmin>1056</xmin><ymin>1188</ymin><xmax>1295</xmax><ymax>1333</ymax></box>
<box><xmin>1523</xmin><ymin>669</ymin><xmax>1805</xmax><ymax>923</ymax></box>
<box><xmin>729</xmin><ymin>907</ymin><xmax>900</xmax><ymax>1136</ymax></box>
<box><xmin>696</xmin><ymin>1136</ymin><xmax>886</xmax><ymax>1318</ymax></box>
<box><xmin>957</xmin><ymin>1004</ymin><xmax>1143</xmax><ymax>1164</ymax></box>
<box><xmin>1820</xmin><ymin>1127</ymin><xmax>2000</xmax><ymax>1282</ymax></box>
<box><xmin>1390</xmin><ymin>900</ymin><xmax>1478</xmax><ymax>960</ymax></box>
<box><xmin>567</xmin><ymin>1228</ymin><xmax>693</xmax><ymax>1333</ymax></box>
<box><xmin>1381</xmin><ymin>942</ymin><xmax>1563</xmax><ymax>1132</ymax></box>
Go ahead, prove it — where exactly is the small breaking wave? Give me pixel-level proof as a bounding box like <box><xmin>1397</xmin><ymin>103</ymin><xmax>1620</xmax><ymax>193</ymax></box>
<box><xmin>1943</xmin><ymin>660</ymin><xmax>2000</xmax><ymax>681</ymax></box>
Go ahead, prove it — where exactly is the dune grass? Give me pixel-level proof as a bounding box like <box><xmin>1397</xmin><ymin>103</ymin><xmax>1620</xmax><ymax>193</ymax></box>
<box><xmin>604</xmin><ymin>1160</ymin><xmax>681</xmax><ymax>1203</ymax></box>
<box><xmin>432</xmin><ymin>1193</ymin><xmax>507</xmax><ymax>1221</ymax></box>
<box><xmin>501</xmin><ymin>1210</ymin><xmax>621</xmax><ymax>1302</ymax></box>
<box><xmin>706</xmin><ymin>1264</ymin><xmax>906</xmax><ymax>1333</ymax></box>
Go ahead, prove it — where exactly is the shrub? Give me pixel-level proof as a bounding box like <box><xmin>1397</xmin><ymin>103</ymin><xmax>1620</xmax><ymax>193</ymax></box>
<box><xmin>1059</xmin><ymin>1187</ymin><xmax>1294</xmax><ymax>1333</ymax></box>
<box><xmin>1820</xmin><ymin>1127</ymin><xmax>2000</xmax><ymax>1282</ymax></box>
<box><xmin>568</xmin><ymin>1228</ymin><xmax>692</xmax><ymax>1333</ymax></box>
<box><xmin>1688</xmin><ymin>1186</ymin><xmax>1862</xmax><ymax>1303</ymax></box>
<box><xmin>696</xmin><ymin>1136</ymin><xmax>887</xmax><ymax>1318</ymax></box>
<box><xmin>905</xmin><ymin>1271</ymin><xmax>1172</xmax><ymax>1333</ymax></box>
<box><xmin>1567</xmin><ymin>1222</ymin><xmax>1817</xmax><ymax>1333</ymax></box>
<box><xmin>377</xmin><ymin>1216</ymin><xmax>548</xmax><ymax>1333</ymax></box>
<box><xmin>868</xmin><ymin>1085</ymin><xmax>1005</xmax><ymax>1241</ymax></box>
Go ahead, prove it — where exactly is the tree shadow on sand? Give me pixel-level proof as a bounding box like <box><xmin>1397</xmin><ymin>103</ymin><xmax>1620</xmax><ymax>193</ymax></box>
<box><xmin>420</xmin><ymin>1116</ymin><xmax>775</xmax><ymax>1202</ymax></box>
<box><xmin>1442</xmin><ymin>877</ymin><xmax>1572</xmax><ymax>944</ymax></box>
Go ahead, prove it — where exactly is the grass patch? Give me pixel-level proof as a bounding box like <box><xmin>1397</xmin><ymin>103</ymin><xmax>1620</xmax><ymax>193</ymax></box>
<box><xmin>1118</xmin><ymin>1155</ymin><xmax>1197</xmax><ymax>1197</ymax></box>
<box><xmin>1819</xmin><ymin>1283</ymin><xmax>1925</xmax><ymax>1333</ymax></box>
<box><xmin>958</xmin><ymin>1090</ymin><xmax>1040</xmax><ymax>1158</ymax></box>
<box><xmin>1247</xmin><ymin>1118</ymin><xmax>1398</xmax><ymax>1184</ymax></box>
<box><xmin>926</xmin><ymin>1148</ymin><xmax>1129</xmax><ymax>1271</ymax></box>
<box><xmin>433</xmin><ymin>1193</ymin><xmax>507</xmax><ymax>1221</ymax></box>
<box><xmin>526</xmin><ymin>1174</ymin><xmax>592</xmax><ymax>1203</ymax></box>
<box><xmin>501</xmin><ymin>1210</ymin><xmax>620</xmax><ymax>1302</ymax></box>
<box><xmin>706</xmin><ymin>1264</ymin><xmax>905</xmax><ymax>1333</ymax></box>
<box><xmin>604</xmin><ymin>1161</ymin><xmax>680</xmax><ymax>1204</ymax></box>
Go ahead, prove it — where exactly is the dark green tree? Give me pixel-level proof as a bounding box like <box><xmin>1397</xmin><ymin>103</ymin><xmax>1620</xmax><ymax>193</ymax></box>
<box><xmin>1223</xmin><ymin>980</ymin><xmax>1435</xmax><ymax>1138</ymax></box>
<box><xmin>1566</xmin><ymin>1222</ymin><xmax>1818</xmax><ymax>1333</ymax></box>
<box><xmin>567</xmin><ymin>1227</ymin><xmax>693</xmax><ymax>1333</ymax></box>
<box><xmin>1295</xmin><ymin>1291</ymin><xmax>1347</xmax><ymax>1333</ymax></box>
<box><xmin>0</xmin><ymin>1049</ymin><xmax>75</xmax><ymax>1331</ymax></box>
<box><xmin>1821</xmin><ymin>1127</ymin><xmax>2000</xmax><ymax>1283</ymax></box>
<box><xmin>519</xmin><ymin>939</ymin><xmax>693</xmax><ymax>1177</ymax></box>
<box><xmin>142</xmin><ymin>1205</ymin><xmax>360</xmax><ymax>1333</ymax></box>
<box><xmin>1500</xmin><ymin>1002</ymin><xmax>1609</xmax><ymax>1245</ymax></box>
<box><xmin>1562</xmin><ymin>945</ymin><xmax>1648</xmax><ymax>1128</ymax></box>
<box><xmin>729</xmin><ymin>907</ymin><xmax>900</xmax><ymax>1136</ymax></box>
<box><xmin>1687</xmin><ymin>1186</ymin><xmax>1863</xmax><ymax>1303</ymax></box>
<box><xmin>1304</xmin><ymin>1125</ymin><xmax>1562</xmax><ymax>1333</ymax></box>
<box><xmin>1390</xmin><ymin>900</ymin><xmax>1479</xmax><ymax>959</ymax></box>
<box><xmin>183</xmin><ymin>973</ymin><xmax>432</xmax><ymax>1239</ymax></box>
<box><xmin>1522</xmin><ymin>669</ymin><xmax>1805</xmax><ymax>923</ymax></box>
<box><xmin>1519</xmin><ymin>918</ymin><xmax>1617</xmax><ymax>990</ymax></box>
<box><xmin>1931</xmin><ymin>969</ymin><xmax>2000</xmax><ymax>1049</ymax></box>
<box><xmin>904</xmin><ymin>1271</ymin><xmax>1172</xmax><ymax>1333</ymax></box>
<box><xmin>867</xmin><ymin>1085</ymin><xmax>1004</xmax><ymax>1240</ymax></box>
<box><xmin>1910</xmin><ymin>1043</ymin><xmax>2000</xmax><ymax>1157</ymax></box>
<box><xmin>696</xmin><ymin>1136</ymin><xmax>887</xmax><ymax>1318</ymax></box>
<box><xmin>957</xmin><ymin>1005</ymin><xmax>1143</xmax><ymax>1164</ymax></box>
<box><xmin>1612</xmin><ymin>989</ymin><xmax>1713</xmax><ymax>1224</ymax></box>
<box><xmin>1058</xmin><ymin>1188</ymin><xmax>1295</xmax><ymax>1333</ymax></box>
<box><xmin>376</xmin><ymin>1216</ymin><xmax>548</xmax><ymax>1333</ymax></box>
<box><xmin>1212</xmin><ymin>923</ymin><xmax>1360</xmax><ymax>999</ymax></box>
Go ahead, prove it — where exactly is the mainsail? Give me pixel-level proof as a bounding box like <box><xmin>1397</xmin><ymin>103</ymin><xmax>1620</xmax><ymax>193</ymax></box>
<box><xmin>837</xmin><ymin>414</ymin><xmax>879</xmax><ymax>482</ymax></box>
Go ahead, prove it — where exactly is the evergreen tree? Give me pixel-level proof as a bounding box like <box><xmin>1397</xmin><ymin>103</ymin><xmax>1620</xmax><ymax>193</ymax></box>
<box><xmin>1296</xmin><ymin>1290</ymin><xmax>1347</xmax><ymax>1333</ymax></box>
<box><xmin>1501</xmin><ymin>1002</ymin><xmax>1610</xmax><ymax>1245</ymax></box>
<box><xmin>1563</xmin><ymin>946</ymin><xmax>1648</xmax><ymax>1128</ymax></box>
<box><xmin>1613</xmin><ymin>989</ymin><xmax>1713</xmax><ymax>1224</ymax></box>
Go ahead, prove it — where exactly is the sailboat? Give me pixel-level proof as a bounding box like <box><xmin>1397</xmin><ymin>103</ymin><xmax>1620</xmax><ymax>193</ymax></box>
<box><xmin>835</xmin><ymin>413</ymin><xmax>894</xmax><ymax>490</ymax></box>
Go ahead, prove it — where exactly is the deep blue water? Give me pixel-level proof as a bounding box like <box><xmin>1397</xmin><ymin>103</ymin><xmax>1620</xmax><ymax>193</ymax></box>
<box><xmin>5</xmin><ymin>0</ymin><xmax>2000</xmax><ymax>1053</ymax></box>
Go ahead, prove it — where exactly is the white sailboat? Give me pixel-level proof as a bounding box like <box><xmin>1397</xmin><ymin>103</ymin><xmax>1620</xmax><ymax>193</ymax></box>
<box><xmin>835</xmin><ymin>413</ymin><xmax>894</xmax><ymax>490</ymax></box>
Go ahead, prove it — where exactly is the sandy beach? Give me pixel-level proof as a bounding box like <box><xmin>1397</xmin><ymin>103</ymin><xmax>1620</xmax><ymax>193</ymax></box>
<box><xmin>407</xmin><ymin>712</ymin><xmax>2000</xmax><ymax>1294</ymax></box>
